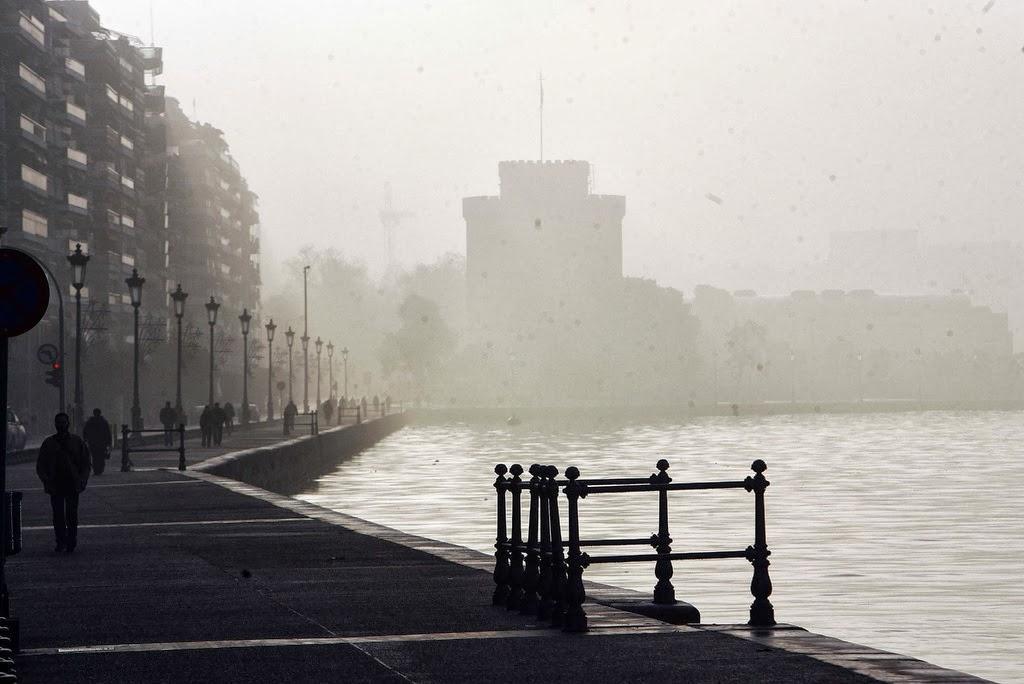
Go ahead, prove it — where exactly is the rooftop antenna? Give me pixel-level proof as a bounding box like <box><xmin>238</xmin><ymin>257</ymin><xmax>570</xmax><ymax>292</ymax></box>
<box><xmin>539</xmin><ymin>71</ymin><xmax>544</xmax><ymax>162</ymax></box>
<box><xmin>149</xmin><ymin>0</ymin><xmax>155</xmax><ymax>46</ymax></box>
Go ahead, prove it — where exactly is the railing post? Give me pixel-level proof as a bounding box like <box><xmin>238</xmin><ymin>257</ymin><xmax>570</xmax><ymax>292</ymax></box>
<box><xmin>744</xmin><ymin>459</ymin><xmax>776</xmax><ymax>627</ymax></box>
<box><xmin>518</xmin><ymin>464</ymin><xmax>541</xmax><ymax>615</ymax></box>
<box><xmin>177</xmin><ymin>424</ymin><xmax>186</xmax><ymax>471</ymax></box>
<box><xmin>536</xmin><ymin>465</ymin><xmax>554</xmax><ymax>620</ymax></box>
<box><xmin>546</xmin><ymin>465</ymin><xmax>567</xmax><ymax>627</ymax></box>
<box><xmin>651</xmin><ymin>459</ymin><xmax>676</xmax><ymax>604</ymax></box>
<box><xmin>120</xmin><ymin>424</ymin><xmax>130</xmax><ymax>472</ymax></box>
<box><xmin>492</xmin><ymin>464</ymin><xmax>510</xmax><ymax>605</ymax></box>
<box><xmin>505</xmin><ymin>464</ymin><xmax>525</xmax><ymax>610</ymax></box>
<box><xmin>563</xmin><ymin>466</ymin><xmax>589</xmax><ymax>632</ymax></box>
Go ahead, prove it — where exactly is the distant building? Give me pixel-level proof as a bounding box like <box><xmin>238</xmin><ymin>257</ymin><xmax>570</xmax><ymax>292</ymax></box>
<box><xmin>692</xmin><ymin>286</ymin><xmax>1018</xmax><ymax>403</ymax></box>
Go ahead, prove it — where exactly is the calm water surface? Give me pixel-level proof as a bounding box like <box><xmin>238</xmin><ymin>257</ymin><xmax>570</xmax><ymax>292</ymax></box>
<box><xmin>298</xmin><ymin>411</ymin><xmax>1024</xmax><ymax>683</ymax></box>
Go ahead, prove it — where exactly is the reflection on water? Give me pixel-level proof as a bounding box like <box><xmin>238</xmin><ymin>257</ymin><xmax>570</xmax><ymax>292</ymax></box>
<box><xmin>298</xmin><ymin>411</ymin><xmax>1024</xmax><ymax>683</ymax></box>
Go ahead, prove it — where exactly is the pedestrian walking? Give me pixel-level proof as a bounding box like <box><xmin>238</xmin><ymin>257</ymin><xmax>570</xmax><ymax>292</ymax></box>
<box><xmin>82</xmin><ymin>408</ymin><xmax>112</xmax><ymax>476</ymax></box>
<box><xmin>372</xmin><ymin>395</ymin><xmax>380</xmax><ymax>415</ymax></box>
<box><xmin>385</xmin><ymin>394</ymin><xmax>392</xmax><ymax>414</ymax></box>
<box><xmin>361</xmin><ymin>396</ymin><xmax>368</xmax><ymax>416</ymax></box>
<box><xmin>212</xmin><ymin>402</ymin><xmax>226</xmax><ymax>446</ymax></box>
<box><xmin>223</xmin><ymin>402</ymin><xmax>235</xmax><ymax>436</ymax></box>
<box><xmin>159</xmin><ymin>401</ymin><xmax>176</xmax><ymax>446</ymax></box>
<box><xmin>321</xmin><ymin>398</ymin><xmax>333</xmax><ymax>425</ymax></box>
<box><xmin>200</xmin><ymin>405</ymin><xmax>213</xmax><ymax>447</ymax></box>
<box><xmin>283</xmin><ymin>400</ymin><xmax>297</xmax><ymax>436</ymax></box>
<box><xmin>37</xmin><ymin>413</ymin><xmax>91</xmax><ymax>553</ymax></box>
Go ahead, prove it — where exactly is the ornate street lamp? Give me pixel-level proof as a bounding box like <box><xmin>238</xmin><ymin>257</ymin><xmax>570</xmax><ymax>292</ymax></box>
<box><xmin>315</xmin><ymin>336</ymin><xmax>323</xmax><ymax>410</ymax></box>
<box><xmin>205</xmin><ymin>297</ymin><xmax>220</xmax><ymax>404</ymax></box>
<box><xmin>341</xmin><ymin>346</ymin><xmax>349</xmax><ymax>401</ymax></box>
<box><xmin>67</xmin><ymin>243</ymin><xmax>89</xmax><ymax>431</ymax></box>
<box><xmin>239</xmin><ymin>309</ymin><xmax>252</xmax><ymax>426</ymax></box>
<box><xmin>125</xmin><ymin>268</ymin><xmax>145</xmax><ymax>433</ymax></box>
<box><xmin>327</xmin><ymin>341</ymin><xmax>335</xmax><ymax>401</ymax></box>
<box><xmin>170</xmin><ymin>284</ymin><xmax>188</xmax><ymax>422</ymax></box>
<box><xmin>300</xmin><ymin>332</ymin><xmax>310</xmax><ymax>413</ymax></box>
<box><xmin>265</xmin><ymin>318</ymin><xmax>277</xmax><ymax>421</ymax></box>
<box><xmin>285</xmin><ymin>326</ymin><xmax>295</xmax><ymax>404</ymax></box>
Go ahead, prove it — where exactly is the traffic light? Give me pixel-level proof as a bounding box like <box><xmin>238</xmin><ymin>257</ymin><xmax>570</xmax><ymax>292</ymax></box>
<box><xmin>45</xmin><ymin>362</ymin><xmax>62</xmax><ymax>388</ymax></box>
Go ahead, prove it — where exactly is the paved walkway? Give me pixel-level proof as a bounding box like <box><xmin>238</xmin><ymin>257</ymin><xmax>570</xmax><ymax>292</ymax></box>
<box><xmin>5</xmin><ymin>420</ymin><xmax>988</xmax><ymax>683</ymax></box>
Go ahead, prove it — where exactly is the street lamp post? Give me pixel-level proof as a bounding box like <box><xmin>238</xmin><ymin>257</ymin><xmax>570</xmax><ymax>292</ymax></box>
<box><xmin>170</xmin><ymin>284</ymin><xmax>188</xmax><ymax>423</ymax></box>
<box><xmin>327</xmin><ymin>341</ymin><xmax>334</xmax><ymax>401</ymax></box>
<box><xmin>342</xmin><ymin>346</ymin><xmax>349</xmax><ymax>400</ymax></box>
<box><xmin>285</xmin><ymin>326</ymin><xmax>295</xmax><ymax>404</ymax></box>
<box><xmin>265</xmin><ymin>319</ymin><xmax>276</xmax><ymax>421</ymax></box>
<box><xmin>125</xmin><ymin>268</ymin><xmax>145</xmax><ymax>431</ymax></box>
<box><xmin>315</xmin><ymin>337</ymin><xmax>323</xmax><ymax>410</ymax></box>
<box><xmin>302</xmin><ymin>265</ymin><xmax>310</xmax><ymax>413</ymax></box>
<box><xmin>300</xmin><ymin>333</ymin><xmax>310</xmax><ymax>412</ymax></box>
<box><xmin>205</xmin><ymin>297</ymin><xmax>220</xmax><ymax>404</ymax></box>
<box><xmin>67</xmin><ymin>244</ymin><xmax>89</xmax><ymax>431</ymax></box>
<box><xmin>239</xmin><ymin>309</ymin><xmax>251</xmax><ymax>426</ymax></box>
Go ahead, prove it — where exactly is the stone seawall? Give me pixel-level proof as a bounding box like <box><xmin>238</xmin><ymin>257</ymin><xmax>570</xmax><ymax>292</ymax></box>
<box><xmin>194</xmin><ymin>413</ymin><xmax>409</xmax><ymax>495</ymax></box>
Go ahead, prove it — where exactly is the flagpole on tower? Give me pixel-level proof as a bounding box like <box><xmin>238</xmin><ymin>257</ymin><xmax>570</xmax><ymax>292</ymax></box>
<box><xmin>539</xmin><ymin>71</ymin><xmax>544</xmax><ymax>162</ymax></box>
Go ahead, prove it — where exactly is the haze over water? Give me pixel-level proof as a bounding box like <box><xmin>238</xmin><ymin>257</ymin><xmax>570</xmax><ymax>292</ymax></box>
<box><xmin>299</xmin><ymin>411</ymin><xmax>1024</xmax><ymax>684</ymax></box>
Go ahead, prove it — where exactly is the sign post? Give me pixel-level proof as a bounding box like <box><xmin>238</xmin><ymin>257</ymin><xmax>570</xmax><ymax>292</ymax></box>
<box><xmin>0</xmin><ymin>247</ymin><xmax>51</xmax><ymax>637</ymax></box>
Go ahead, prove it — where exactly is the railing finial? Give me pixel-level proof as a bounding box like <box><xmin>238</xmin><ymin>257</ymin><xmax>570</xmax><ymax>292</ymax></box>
<box><xmin>494</xmin><ymin>463</ymin><xmax>508</xmax><ymax>477</ymax></box>
<box><xmin>751</xmin><ymin>459</ymin><xmax>767</xmax><ymax>474</ymax></box>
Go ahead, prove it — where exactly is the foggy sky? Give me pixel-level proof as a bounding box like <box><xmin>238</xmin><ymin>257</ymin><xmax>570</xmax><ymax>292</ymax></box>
<box><xmin>95</xmin><ymin>0</ymin><xmax>1024</xmax><ymax>294</ymax></box>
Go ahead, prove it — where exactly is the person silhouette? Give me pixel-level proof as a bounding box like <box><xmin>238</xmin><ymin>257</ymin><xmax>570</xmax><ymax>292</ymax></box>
<box><xmin>212</xmin><ymin>403</ymin><xmax>226</xmax><ymax>446</ymax></box>
<box><xmin>159</xmin><ymin>401</ymin><xmax>176</xmax><ymax>446</ymax></box>
<box><xmin>200</xmin><ymin>405</ymin><xmax>213</xmax><ymax>447</ymax></box>
<box><xmin>82</xmin><ymin>409</ymin><xmax>112</xmax><ymax>476</ymax></box>
<box><xmin>37</xmin><ymin>413</ymin><xmax>91</xmax><ymax>553</ymax></box>
<box><xmin>223</xmin><ymin>402</ymin><xmax>235</xmax><ymax>436</ymax></box>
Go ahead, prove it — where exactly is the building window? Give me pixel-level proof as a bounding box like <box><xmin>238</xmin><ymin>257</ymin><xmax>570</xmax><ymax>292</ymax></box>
<box><xmin>120</xmin><ymin>96</ymin><xmax>134</xmax><ymax>112</ymax></box>
<box><xmin>18</xmin><ymin>13</ymin><xmax>45</xmax><ymax>45</ymax></box>
<box><xmin>19</xmin><ymin>63</ymin><xmax>46</xmax><ymax>93</ymax></box>
<box><xmin>107</xmin><ymin>210</ymin><xmax>121</xmax><ymax>225</ymax></box>
<box><xmin>122</xmin><ymin>215</ymin><xmax>135</xmax><ymax>228</ymax></box>
<box><xmin>48</xmin><ymin>7</ymin><xmax>67</xmax><ymax>22</ymax></box>
<box><xmin>121</xmin><ymin>254</ymin><xmax>135</xmax><ymax>266</ymax></box>
<box><xmin>120</xmin><ymin>135</ymin><xmax>134</xmax><ymax>151</ymax></box>
<box><xmin>21</xmin><ymin>164</ymin><xmax>47</xmax><ymax>191</ymax></box>
<box><xmin>19</xmin><ymin>114</ymin><xmax>45</xmax><ymax>140</ymax></box>
<box><xmin>22</xmin><ymin>209</ymin><xmax>48</xmax><ymax>237</ymax></box>
<box><xmin>108</xmin><ymin>293</ymin><xmax>119</xmax><ymax>305</ymax></box>
<box><xmin>119</xmin><ymin>57</ymin><xmax>135</xmax><ymax>74</ymax></box>
<box><xmin>220</xmin><ymin>264</ymin><xmax>231</xmax><ymax>275</ymax></box>
<box><xmin>68</xmin><ymin>240</ymin><xmax>90</xmax><ymax>253</ymax></box>
<box><xmin>106</xmin><ymin>85</ymin><xmax>119</xmax><ymax>103</ymax></box>
<box><xmin>65</xmin><ymin>58</ymin><xmax>85</xmax><ymax>78</ymax></box>
<box><xmin>219</xmin><ymin>207</ymin><xmax>230</xmax><ymax>219</ymax></box>
<box><xmin>66</xmin><ymin>101</ymin><xmax>87</xmax><ymax>122</ymax></box>
<box><xmin>69</xmin><ymin>285</ymin><xmax>89</xmax><ymax>298</ymax></box>
<box><xmin>67</xmin><ymin>147</ymin><xmax>88</xmax><ymax>165</ymax></box>
<box><xmin>68</xmin><ymin>193</ymin><xmax>88</xmax><ymax>210</ymax></box>
<box><xmin>121</xmin><ymin>175</ymin><xmax>135</xmax><ymax>190</ymax></box>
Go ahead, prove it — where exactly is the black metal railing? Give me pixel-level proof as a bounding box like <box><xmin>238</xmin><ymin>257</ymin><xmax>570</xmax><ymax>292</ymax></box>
<box><xmin>120</xmin><ymin>424</ymin><xmax>186</xmax><ymax>471</ymax></box>
<box><xmin>336</xmin><ymin>406</ymin><xmax>362</xmax><ymax>426</ymax></box>
<box><xmin>492</xmin><ymin>459</ymin><xmax>775</xmax><ymax>632</ymax></box>
<box><xmin>293</xmin><ymin>410</ymin><xmax>319</xmax><ymax>435</ymax></box>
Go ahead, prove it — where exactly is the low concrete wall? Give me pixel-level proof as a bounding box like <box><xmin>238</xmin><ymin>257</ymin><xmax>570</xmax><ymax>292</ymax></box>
<box><xmin>195</xmin><ymin>413</ymin><xmax>409</xmax><ymax>495</ymax></box>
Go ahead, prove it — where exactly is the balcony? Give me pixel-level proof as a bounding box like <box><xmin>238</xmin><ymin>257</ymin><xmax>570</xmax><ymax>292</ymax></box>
<box><xmin>18</xmin><ymin>63</ymin><xmax>46</xmax><ymax>96</ymax></box>
<box><xmin>67</xmin><ymin>147</ymin><xmax>88</xmax><ymax>169</ymax></box>
<box><xmin>67</xmin><ymin>193</ymin><xmax>89</xmax><ymax>214</ymax></box>
<box><xmin>139</xmin><ymin>47</ymin><xmax>163</xmax><ymax>75</ymax></box>
<box><xmin>19</xmin><ymin>115</ymin><xmax>46</xmax><ymax>147</ymax></box>
<box><xmin>18</xmin><ymin>13</ymin><xmax>45</xmax><ymax>47</ymax></box>
<box><xmin>21</xmin><ymin>164</ymin><xmax>48</xmax><ymax>194</ymax></box>
<box><xmin>65</xmin><ymin>101</ymin><xmax>87</xmax><ymax>124</ymax></box>
<box><xmin>65</xmin><ymin>58</ymin><xmax>86</xmax><ymax>80</ymax></box>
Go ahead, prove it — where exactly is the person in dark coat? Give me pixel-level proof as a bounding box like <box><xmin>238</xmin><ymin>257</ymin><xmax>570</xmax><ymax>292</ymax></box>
<box><xmin>372</xmin><ymin>395</ymin><xmax>380</xmax><ymax>415</ymax></box>
<box><xmin>283</xmin><ymin>400</ymin><xmax>297</xmax><ymax>436</ymax></box>
<box><xmin>211</xmin><ymin>402</ymin><xmax>226</xmax><ymax>446</ymax></box>
<box><xmin>82</xmin><ymin>408</ymin><xmax>112</xmax><ymax>476</ymax></box>
<box><xmin>199</xmin><ymin>405</ymin><xmax>213</xmax><ymax>447</ymax></box>
<box><xmin>159</xmin><ymin>401</ymin><xmax>176</xmax><ymax>446</ymax></box>
<box><xmin>321</xmin><ymin>398</ymin><xmax>334</xmax><ymax>425</ymax></box>
<box><xmin>223</xmin><ymin>402</ymin><xmax>235</xmax><ymax>436</ymax></box>
<box><xmin>37</xmin><ymin>413</ymin><xmax>91</xmax><ymax>553</ymax></box>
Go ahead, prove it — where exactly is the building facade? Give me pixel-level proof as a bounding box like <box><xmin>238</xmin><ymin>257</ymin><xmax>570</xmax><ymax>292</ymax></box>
<box><xmin>1</xmin><ymin>0</ymin><xmax>260</xmax><ymax>431</ymax></box>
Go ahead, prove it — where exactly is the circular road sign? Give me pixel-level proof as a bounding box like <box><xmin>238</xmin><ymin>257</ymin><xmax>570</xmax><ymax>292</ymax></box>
<box><xmin>37</xmin><ymin>343</ymin><xmax>58</xmax><ymax>365</ymax></box>
<box><xmin>0</xmin><ymin>248</ymin><xmax>50</xmax><ymax>338</ymax></box>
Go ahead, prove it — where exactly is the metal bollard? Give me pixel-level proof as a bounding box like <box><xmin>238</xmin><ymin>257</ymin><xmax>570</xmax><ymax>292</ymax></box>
<box><xmin>518</xmin><ymin>464</ymin><xmax>542</xmax><ymax>615</ymax></box>
<box><xmin>744</xmin><ymin>459</ymin><xmax>776</xmax><ymax>626</ymax></box>
<box><xmin>505</xmin><ymin>464</ymin><xmax>525</xmax><ymax>610</ymax></box>
<box><xmin>546</xmin><ymin>465</ymin><xmax>567</xmax><ymax>627</ymax></box>
<box><xmin>536</xmin><ymin>465</ymin><xmax>554</xmax><ymax>620</ymax></box>
<box><xmin>563</xmin><ymin>466</ymin><xmax>588</xmax><ymax>632</ymax></box>
<box><xmin>120</xmin><ymin>424</ymin><xmax>131</xmax><ymax>472</ymax></box>
<box><xmin>651</xmin><ymin>459</ymin><xmax>676</xmax><ymax>604</ymax></box>
<box><xmin>177</xmin><ymin>424</ymin><xmax>186</xmax><ymax>471</ymax></box>
<box><xmin>492</xmin><ymin>464</ymin><xmax>510</xmax><ymax>605</ymax></box>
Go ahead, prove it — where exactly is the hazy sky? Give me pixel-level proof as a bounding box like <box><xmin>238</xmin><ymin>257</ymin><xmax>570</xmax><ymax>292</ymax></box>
<box><xmin>94</xmin><ymin>0</ymin><xmax>1024</xmax><ymax>293</ymax></box>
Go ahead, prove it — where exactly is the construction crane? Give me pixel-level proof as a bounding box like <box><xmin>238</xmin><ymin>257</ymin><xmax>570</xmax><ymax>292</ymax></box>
<box><xmin>379</xmin><ymin>183</ymin><xmax>413</xmax><ymax>273</ymax></box>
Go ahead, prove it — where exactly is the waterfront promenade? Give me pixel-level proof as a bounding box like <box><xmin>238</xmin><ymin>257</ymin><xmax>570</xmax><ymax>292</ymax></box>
<box><xmin>5</xmin><ymin>418</ymin><xmax>988</xmax><ymax>682</ymax></box>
